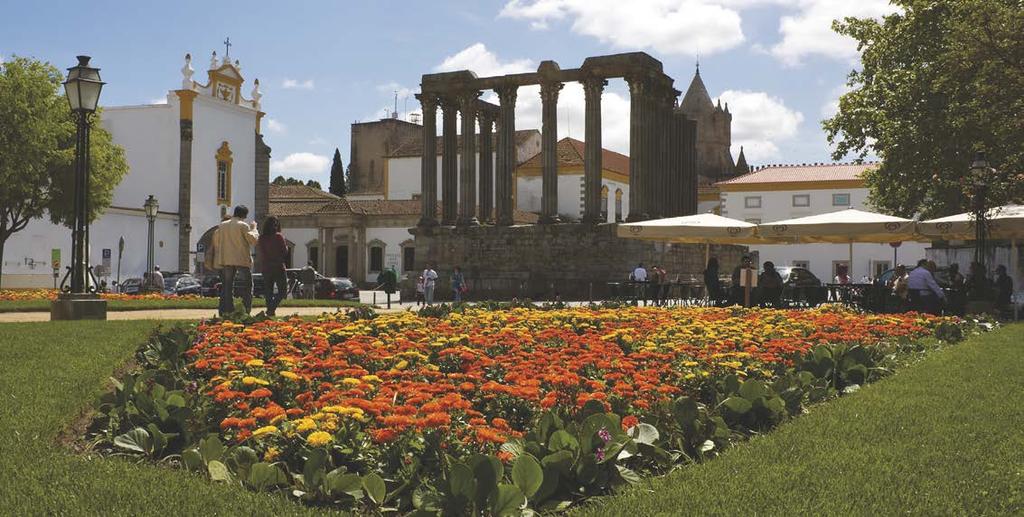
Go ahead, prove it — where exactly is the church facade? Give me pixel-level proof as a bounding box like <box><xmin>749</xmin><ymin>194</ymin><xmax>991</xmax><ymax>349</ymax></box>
<box><xmin>2</xmin><ymin>51</ymin><xmax>270</xmax><ymax>288</ymax></box>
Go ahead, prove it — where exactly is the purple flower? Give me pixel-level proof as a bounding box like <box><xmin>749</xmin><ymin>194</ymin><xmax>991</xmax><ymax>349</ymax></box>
<box><xmin>598</xmin><ymin>426</ymin><xmax>612</xmax><ymax>443</ymax></box>
<box><xmin>595</xmin><ymin>446</ymin><xmax>605</xmax><ymax>462</ymax></box>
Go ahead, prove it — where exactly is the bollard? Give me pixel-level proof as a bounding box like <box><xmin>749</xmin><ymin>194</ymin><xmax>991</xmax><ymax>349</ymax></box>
<box><xmin>373</xmin><ymin>291</ymin><xmax>377</xmax><ymax>306</ymax></box>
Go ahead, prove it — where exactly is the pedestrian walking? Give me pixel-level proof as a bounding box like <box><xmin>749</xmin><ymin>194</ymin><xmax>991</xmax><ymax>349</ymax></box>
<box><xmin>210</xmin><ymin>205</ymin><xmax>259</xmax><ymax>316</ymax></box>
<box><xmin>452</xmin><ymin>266</ymin><xmax>466</xmax><ymax>303</ymax></box>
<box><xmin>423</xmin><ymin>265</ymin><xmax>438</xmax><ymax>304</ymax></box>
<box><xmin>257</xmin><ymin>216</ymin><xmax>288</xmax><ymax>317</ymax></box>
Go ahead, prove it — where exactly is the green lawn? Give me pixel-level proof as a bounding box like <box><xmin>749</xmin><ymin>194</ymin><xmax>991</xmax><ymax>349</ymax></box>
<box><xmin>1</xmin><ymin>321</ymin><xmax>1020</xmax><ymax>515</ymax></box>
<box><xmin>0</xmin><ymin>297</ymin><xmax>362</xmax><ymax>313</ymax></box>
<box><xmin>575</xmin><ymin>324</ymin><xmax>1024</xmax><ymax>516</ymax></box>
<box><xmin>0</xmin><ymin>320</ymin><xmax>330</xmax><ymax>515</ymax></box>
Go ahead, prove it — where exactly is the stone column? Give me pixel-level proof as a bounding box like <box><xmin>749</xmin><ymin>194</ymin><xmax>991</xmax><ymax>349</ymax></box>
<box><xmin>495</xmin><ymin>85</ymin><xmax>517</xmax><ymax>226</ymax></box>
<box><xmin>582</xmin><ymin>76</ymin><xmax>606</xmax><ymax>224</ymax></box>
<box><xmin>458</xmin><ymin>91</ymin><xmax>480</xmax><ymax>226</ymax></box>
<box><xmin>539</xmin><ymin>81</ymin><xmax>563</xmax><ymax>224</ymax></box>
<box><xmin>682</xmin><ymin>117</ymin><xmax>698</xmax><ymax>215</ymax></box>
<box><xmin>626</xmin><ymin>74</ymin><xmax>648</xmax><ymax>221</ymax></box>
<box><xmin>417</xmin><ymin>93</ymin><xmax>439</xmax><ymax>226</ymax></box>
<box><xmin>177</xmin><ymin>119</ymin><xmax>193</xmax><ymax>272</ymax></box>
<box><xmin>478</xmin><ymin>110</ymin><xmax>494</xmax><ymax>223</ymax></box>
<box><xmin>441</xmin><ymin>96</ymin><xmax>459</xmax><ymax>226</ymax></box>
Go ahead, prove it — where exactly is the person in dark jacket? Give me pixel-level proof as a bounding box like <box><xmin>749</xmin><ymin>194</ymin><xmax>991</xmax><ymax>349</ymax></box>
<box><xmin>257</xmin><ymin>216</ymin><xmax>289</xmax><ymax>316</ymax></box>
<box><xmin>704</xmin><ymin>257</ymin><xmax>722</xmax><ymax>306</ymax></box>
<box><xmin>757</xmin><ymin>261</ymin><xmax>784</xmax><ymax>307</ymax></box>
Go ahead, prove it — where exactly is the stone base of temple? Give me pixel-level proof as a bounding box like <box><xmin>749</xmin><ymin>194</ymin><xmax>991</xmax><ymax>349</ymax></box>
<box><xmin>408</xmin><ymin>223</ymin><xmax>746</xmax><ymax>301</ymax></box>
<box><xmin>50</xmin><ymin>293</ymin><xmax>108</xmax><ymax>321</ymax></box>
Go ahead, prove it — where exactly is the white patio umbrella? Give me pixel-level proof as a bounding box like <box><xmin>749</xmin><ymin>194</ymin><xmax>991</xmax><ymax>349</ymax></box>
<box><xmin>758</xmin><ymin>208</ymin><xmax>924</xmax><ymax>278</ymax></box>
<box><xmin>919</xmin><ymin>205</ymin><xmax>1024</xmax><ymax>291</ymax></box>
<box><xmin>617</xmin><ymin>213</ymin><xmax>789</xmax><ymax>262</ymax></box>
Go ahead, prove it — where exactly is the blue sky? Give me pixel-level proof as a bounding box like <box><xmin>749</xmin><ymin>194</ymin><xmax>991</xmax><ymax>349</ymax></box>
<box><xmin>1</xmin><ymin>0</ymin><xmax>893</xmax><ymax>185</ymax></box>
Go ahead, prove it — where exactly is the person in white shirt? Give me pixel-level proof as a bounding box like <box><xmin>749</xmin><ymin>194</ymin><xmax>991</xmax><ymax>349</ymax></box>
<box><xmin>151</xmin><ymin>265</ymin><xmax>165</xmax><ymax>292</ymax></box>
<box><xmin>422</xmin><ymin>265</ymin><xmax>438</xmax><ymax>304</ymax></box>
<box><xmin>630</xmin><ymin>263</ymin><xmax>648</xmax><ymax>305</ymax></box>
<box><xmin>907</xmin><ymin>258</ymin><xmax>945</xmax><ymax>314</ymax></box>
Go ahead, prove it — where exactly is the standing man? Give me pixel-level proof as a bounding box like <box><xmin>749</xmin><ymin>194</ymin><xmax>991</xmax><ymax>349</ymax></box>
<box><xmin>300</xmin><ymin>261</ymin><xmax>317</xmax><ymax>300</ymax></box>
<box><xmin>211</xmin><ymin>205</ymin><xmax>259</xmax><ymax>315</ymax></box>
<box><xmin>151</xmin><ymin>265</ymin><xmax>165</xmax><ymax>293</ymax></box>
<box><xmin>630</xmin><ymin>263</ymin><xmax>648</xmax><ymax>306</ymax></box>
<box><xmin>422</xmin><ymin>264</ymin><xmax>438</xmax><ymax>305</ymax></box>
<box><xmin>907</xmin><ymin>258</ymin><xmax>945</xmax><ymax>315</ymax></box>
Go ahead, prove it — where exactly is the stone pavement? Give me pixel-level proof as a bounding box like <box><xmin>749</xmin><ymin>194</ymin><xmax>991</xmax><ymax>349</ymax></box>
<box><xmin>0</xmin><ymin>305</ymin><xmax>405</xmax><ymax>323</ymax></box>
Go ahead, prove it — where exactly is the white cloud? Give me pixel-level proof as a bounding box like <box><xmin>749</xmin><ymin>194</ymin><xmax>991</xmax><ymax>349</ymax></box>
<box><xmin>718</xmin><ymin>89</ymin><xmax>803</xmax><ymax>162</ymax></box>
<box><xmin>149</xmin><ymin>96</ymin><xmax>168</xmax><ymax>105</ymax></box>
<box><xmin>282</xmin><ymin>78</ymin><xmax>315</xmax><ymax>90</ymax></box>
<box><xmin>498</xmin><ymin>0</ymin><xmax>745</xmax><ymax>56</ymax></box>
<box><xmin>769</xmin><ymin>0</ymin><xmax>898</xmax><ymax>66</ymax></box>
<box><xmin>270</xmin><ymin>152</ymin><xmax>330</xmax><ymax>178</ymax></box>
<box><xmin>435</xmin><ymin>43</ymin><xmax>535</xmax><ymax>76</ymax></box>
<box><xmin>265</xmin><ymin>118</ymin><xmax>286</xmax><ymax>134</ymax></box>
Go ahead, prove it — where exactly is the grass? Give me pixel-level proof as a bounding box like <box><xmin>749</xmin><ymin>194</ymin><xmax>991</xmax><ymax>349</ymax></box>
<box><xmin>1</xmin><ymin>321</ymin><xmax>1020</xmax><ymax>515</ymax></box>
<box><xmin>575</xmin><ymin>324</ymin><xmax>1024</xmax><ymax>516</ymax></box>
<box><xmin>0</xmin><ymin>297</ymin><xmax>362</xmax><ymax>313</ymax></box>
<box><xmin>0</xmin><ymin>320</ymin><xmax>328</xmax><ymax>515</ymax></box>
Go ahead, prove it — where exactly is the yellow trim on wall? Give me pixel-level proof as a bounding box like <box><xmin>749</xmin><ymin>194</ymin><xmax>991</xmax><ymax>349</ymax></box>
<box><xmin>207</xmin><ymin>65</ymin><xmax>243</xmax><ymax>104</ymax></box>
<box><xmin>216</xmin><ymin>141</ymin><xmax>233</xmax><ymax>206</ymax></box>
<box><xmin>174</xmin><ymin>90</ymin><xmax>198</xmax><ymax>120</ymax></box>
<box><xmin>718</xmin><ymin>179</ymin><xmax>865</xmax><ymax>192</ymax></box>
<box><xmin>698</xmin><ymin>192</ymin><xmax>720</xmax><ymax>202</ymax></box>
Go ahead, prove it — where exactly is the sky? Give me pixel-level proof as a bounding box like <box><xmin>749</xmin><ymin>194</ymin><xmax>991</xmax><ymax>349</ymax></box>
<box><xmin>1</xmin><ymin>0</ymin><xmax>895</xmax><ymax>186</ymax></box>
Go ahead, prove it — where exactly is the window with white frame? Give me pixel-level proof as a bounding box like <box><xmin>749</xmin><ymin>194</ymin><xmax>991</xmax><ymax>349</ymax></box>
<box><xmin>744</xmin><ymin>196</ymin><xmax>762</xmax><ymax>209</ymax></box>
<box><xmin>832</xmin><ymin>193</ymin><xmax>851</xmax><ymax>206</ymax></box>
<box><xmin>792</xmin><ymin>194</ymin><xmax>810</xmax><ymax>207</ymax></box>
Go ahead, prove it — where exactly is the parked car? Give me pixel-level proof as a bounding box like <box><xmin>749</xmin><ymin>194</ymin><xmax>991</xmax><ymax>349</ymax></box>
<box><xmin>775</xmin><ymin>266</ymin><xmax>827</xmax><ymax>306</ymax></box>
<box><xmin>316</xmin><ymin>276</ymin><xmax>360</xmax><ymax>300</ymax></box>
<box><xmin>162</xmin><ymin>272</ymin><xmax>202</xmax><ymax>296</ymax></box>
<box><xmin>118</xmin><ymin>277</ymin><xmax>143</xmax><ymax>295</ymax></box>
<box><xmin>200</xmin><ymin>275</ymin><xmax>221</xmax><ymax>297</ymax></box>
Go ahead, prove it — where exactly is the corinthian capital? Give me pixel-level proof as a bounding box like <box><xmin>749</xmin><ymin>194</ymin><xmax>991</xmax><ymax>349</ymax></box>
<box><xmin>540</xmin><ymin>81</ymin><xmax>564</xmax><ymax>104</ymax></box>
<box><xmin>582</xmin><ymin>76</ymin><xmax>608</xmax><ymax>102</ymax></box>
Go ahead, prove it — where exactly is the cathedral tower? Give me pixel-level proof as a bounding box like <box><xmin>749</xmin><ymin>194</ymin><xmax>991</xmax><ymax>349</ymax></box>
<box><xmin>676</xmin><ymin>66</ymin><xmax>736</xmax><ymax>182</ymax></box>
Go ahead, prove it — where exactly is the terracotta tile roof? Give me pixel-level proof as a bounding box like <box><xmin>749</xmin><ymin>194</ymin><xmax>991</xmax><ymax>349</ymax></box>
<box><xmin>268</xmin><ymin>185</ymin><xmax>339</xmax><ymax>200</ymax></box>
<box><xmin>716</xmin><ymin>162</ymin><xmax>877</xmax><ymax>186</ymax></box>
<box><xmin>518</xmin><ymin>137</ymin><xmax>630</xmax><ymax>177</ymax></box>
<box><xmin>387</xmin><ymin>129</ymin><xmax>541</xmax><ymax>158</ymax></box>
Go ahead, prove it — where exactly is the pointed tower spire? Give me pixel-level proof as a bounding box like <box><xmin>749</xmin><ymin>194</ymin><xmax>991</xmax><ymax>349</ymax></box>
<box><xmin>677</xmin><ymin>65</ymin><xmax>715</xmax><ymax>115</ymax></box>
<box><xmin>734</xmin><ymin>146</ymin><xmax>750</xmax><ymax>176</ymax></box>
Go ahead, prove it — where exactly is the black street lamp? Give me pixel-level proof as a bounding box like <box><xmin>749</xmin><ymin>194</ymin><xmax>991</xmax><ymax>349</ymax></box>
<box><xmin>51</xmin><ymin>56</ymin><xmax>107</xmax><ymax>320</ymax></box>
<box><xmin>970</xmin><ymin>151</ymin><xmax>992</xmax><ymax>272</ymax></box>
<box><xmin>144</xmin><ymin>195</ymin><xmax>159</xmax><ymax>290</ymax></box>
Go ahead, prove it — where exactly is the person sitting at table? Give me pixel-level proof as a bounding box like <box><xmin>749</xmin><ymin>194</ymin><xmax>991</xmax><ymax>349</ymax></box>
<box><xmin>834</xmin><ymin>264</ymin><xmax>851</xmax><ymax>285</ymax></box>
<box><xmin>704</xmin><ymin>257</ymin><xmax>723</xmax><ymax>306</ymax></box>
<box><xmin>650</xmin><ymin>264</ymin><xmax>668</xmax><ymax>306</ymax></box>
<box><xmin>889</xmin><ymin>264</ymin><xmax>910</xmax><ymax>311</ymax></box>
<box><xmin>907</xmin><ymin>258</ymin><xmax>945</xmax><ymax>315</ymax></box>
<box><xmin>757</xmin><ymin>261</ymin><xmax>784</xmax><ymax>308</ymax></box>
<box><xmin>947</xmin><ymin>263</ymin><xmax>967</xmax><ymax>316</ymax></box>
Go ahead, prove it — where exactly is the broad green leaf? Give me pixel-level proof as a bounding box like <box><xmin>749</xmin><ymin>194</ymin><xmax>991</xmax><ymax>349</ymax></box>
<box><xmin>491</xmin><ymin>484</ymin><xmax>526</xmax><ymax>516</ymax></box>
<box><xmin>722</xmin><ymin>396</ymin><xmax>752</xmax><ymax>415</ymax></box>
<box><xmin>500</xmin><ymin>439</ymin><xmax>525</xmax><ymax>461</ymax></box>
<box><xmin>363</xmin><ymin>473</ymin><xmax>386</xmax><ymax>505</ymax></box>
<box><xmin>547</xmin><ymin>430</ymin><xmax>579</xmax><ymax>452</ymax></box>
<box><xmin>325</xmin><ymin>469</ymin><xmax>363</xmax><ymax>499</ymax></box>
<box><xmin>249</xmin><ymin>462</ymin><xmax>287</xmax><ymax>491</ymax></box>
<box><xmin>449</xmin><ymin>462</ymin><xmax>475</xmax><ymax>499</ymax></box>
<box><xmin>629</xmin><ymin>423</ymin><xmax>659</xmax><ymax>445</ymax></box>
<box><xmin>674</xmin><ymin>396</ymin><xmax>700</xmax><ymax>426</ymax></box>
<box><xmin>302</xmin><ymin>448</ymin><xmax>328</xmax><ymax>491</ymax></box>
<box><xmin>511</xmin><ymin>453</ymin><xmax>543</xmax><ymax>498</ymax></box>
<box><xmin>181</xmin><ymin>448</ymin><xmax>204</xmax><ymax>471</ymax></box>
<box><xmin>113</xmin><ymin>427</ymin><xmax>152</xmax><ymax>454</ymax></box>
<box><xmin>615</xmin><ymin>464</ymin><xmax>642</xmax><ymax>485</ymax></box>
<box><xmin>541</xmin><ymin>450</ymin><xmax>574</xmax><ymax>475</ymax></box>
<box><xmin>738</xmin><ymin>380</ymin><xmax>769</xmax><ymax>401</ymax></box>
<box><xmin>207</xmin><ymin>460</ymin><xmax>232</xmax><ymax>482</ymax></box>
<box><xmin>199</xmin><ymin>435</ymin><xmax>223</xmax><ymax>463</ymax></box>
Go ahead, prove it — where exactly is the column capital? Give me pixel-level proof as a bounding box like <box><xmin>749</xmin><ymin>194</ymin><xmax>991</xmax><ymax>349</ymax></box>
<box><xmin>458</xmin><ymin>90</ymin><xmax>481</xmax><ymax>112</ymax></box>
<box><xmin>625</xmin><ymin>73</ymin><xmax>651</xmax><ymax>97</ymax></box>
<box><xmin>416</xmin><ymin>92</ymin><xmax>440</xmax><ymax>111</ymax></box>
<box><xmin>581</xmin><ymin>76</ymin><xmax>608</xmax><ymax>99</ymax></box>
<box><xmin>539</xmin><ymin>81</ymin><xmax>563</xmax><ymax>103</ymax></box>
<box><xmin>495</xmin><ymin>84</ymin><xmax>518</xmax><ymax>104</ymax></box>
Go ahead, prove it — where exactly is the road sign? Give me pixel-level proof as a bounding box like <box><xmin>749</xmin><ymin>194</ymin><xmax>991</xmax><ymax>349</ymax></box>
<box><xmin>51</xmin><ymin>248</ymin><xmax>60</xmax><ymax>270</ymax></box>
<box><xmin>102</xmin><ymin>248</ymin><xmax>112</xmax><ymax>259</ymax></box>
<box><xmin>102</xmin><ymin>248</ymin><xmax>112</xmax><ymax>269</ymax></box>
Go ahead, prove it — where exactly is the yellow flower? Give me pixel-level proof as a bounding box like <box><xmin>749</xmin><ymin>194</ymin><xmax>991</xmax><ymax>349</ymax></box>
<box><xmin>361</xmin><ymin>375</ymin><xmax>382</xmax><ymax>383</ymax></box>
<box><xmin>242</xmin><ymin>376</ymin><xmax>269</xmax><ymax>386</ymax></box>
<box><xmin>295</xmin><ymin>418</ymin><xmax>317</xmax><ymax>432</ymax></box>
<box><xmin>394</xmin><ymin>360</ymin><xmax>409</xmax><ymax>370</ymax></box>
<box><xmin>306</xmin><ymin>431</ymin><xmax>332</xmax><ymax>447</ymax></box>
<box><xmin>341</xmin><ymin>377</ymin><xmax>361</xmax><ymax>386</ymax></box>
<box><xmin>245</xmin><ymin>359</ymin><xmax>265</xmax><ymax>367</ymax></box>
<box><xmin>270</xmin><ymin>413</ymin><xmax>287</xmax><ymax>424</ymax></box>
<box><xmin>252</xmin><ymin>425</ymin><xmax>278</xmax><ymax>438</ymax></box>
<box><xmin>264</xmin><ymin>446</ymin><xmax>281</xmax><ymax>461</ymax></box>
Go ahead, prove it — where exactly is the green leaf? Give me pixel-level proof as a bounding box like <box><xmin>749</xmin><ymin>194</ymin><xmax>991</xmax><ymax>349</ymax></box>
<box><xmin>615</xmin><ymin>464</ymin><xmax>642</xmax><ymax>485</ymax></box>
<box><xmin>113</xmin><ymin>427</ymin><xmax>152</xmax><ymax>455</ymax></box>
<box><xmin>500</xmin><ymin>439</ymin><xmax>525</xmax><ymax>461</ymax></box>
<box><xmin>324</xmin><ymin>469</ymin><xmax>363</xmax><ymax>499</ymax></box>
<box><xmin>673</xmin><ymin>396</ymin><xmax>700</xmax><ymax>426</ymax></box>
<box><xmin>182</xmin><ymin>448</ymin><xmax>204</xmax><ymax>471</ymax></box>
<box><xmin>629</xmin><ymin>423</ymin><xmax>659</xmax><ymax>445</ymax></box>
<box><xmin>249</xmin><ymin>462</ymin><xmax>287</xmax><ymax>491</ymax></box>
<box><xmin>302</xmin><ymin>448</ymin><xmax>328</xmax><ymax>492</ymax></box>
<box><xmin>165</xmin><ymin>392</ymin><xmax>186</xmax><ymax>408</ymax></box>
<box><xmin>491</xmin><ymin>484</ymin><xmax>526</xmax><ymax>516</ymax></box>
<box><xmin>541</xmin><ymin>450</ymin><xmax>574</xmax><ymax>476</ymax></box>
<box><xmin>207</xmin><ymin>460</ymin><xmax>232</xmax><ymax>482</ymax></box>
<box><xmin>533</xmin><ymin>465</ymin><xmax>560</xmax><ymax>503</ymax></box>
<box><xmin>470</xmin><ymin>454</ymin><xmax>501</xmax><ymax>507</ymax></box>
<box><xmin>449</xmin><ymin>462</ymin><xmax>475</xmax><ymax>499</ymax></box>
<box><xmin>362</xmin><ymin>472</ymin><xmax>386</xmax><ymax>505</ymax></box>
<box><xmin>511</xmin><ymin>453</ymin><xmax>543</xmax><ymax>498</ymax></box>
<box><xmin>722</xmin><ymin>396</ymin><xmax>752</xmax><ymax>415</ymax></box>
<box><xmin>738</xmin><ymin>380</ymin><xmax>769</xmax><ymax>401</ymax></box>
<box><xmin>547</xmin><ymin>430</ymin><xmax>579</xmax><ymax>452</ymax></box>
<box><xmin>199</xmin><ymin>435</ymin><xmax>223</xmax><ymax>463</ymax></box>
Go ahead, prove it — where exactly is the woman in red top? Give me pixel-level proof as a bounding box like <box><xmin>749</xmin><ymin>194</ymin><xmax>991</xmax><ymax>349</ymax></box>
<box><xmin>257</xmin><ymin>216</ymin><xmax>289</xmax><ymax>316</ymax></box>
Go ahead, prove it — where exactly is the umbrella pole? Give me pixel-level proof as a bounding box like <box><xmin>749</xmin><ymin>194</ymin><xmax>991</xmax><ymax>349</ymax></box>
<box><xmin>849</xmin><ymin>241</ymin><xmax>854</xmax><ymax>279</ymax></box>
<box><xmin>705</xmin><ymin>242</ymin><xmax>710</xmax><ymax>265</ymax></box>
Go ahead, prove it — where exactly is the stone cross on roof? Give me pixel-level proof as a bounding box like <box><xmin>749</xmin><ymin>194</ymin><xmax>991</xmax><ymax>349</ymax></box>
<box><xmin>223</xmin><ymin>37</ymin><xmax>232</xmax><ymax>58</ymax></box>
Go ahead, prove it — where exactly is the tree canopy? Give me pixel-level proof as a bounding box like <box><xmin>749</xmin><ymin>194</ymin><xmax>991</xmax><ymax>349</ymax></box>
<box><xmin>272</xmin><ymin>175</ymin><xmax>322</xmax><ymax>190</ymax></box>
<box><xmin>0</xmin><ymin>56</ymin><xmax>128</xmax><ymax>287</ymax></box>
<box><xmin>329</xmin><ymin>148</ymin><xmax>347</xmax><ymax>196</ymax></box>
<box><xmin>824</xmin><ymin>0</ymin><xmax>1024</xmax><ymax>218</ymax></box>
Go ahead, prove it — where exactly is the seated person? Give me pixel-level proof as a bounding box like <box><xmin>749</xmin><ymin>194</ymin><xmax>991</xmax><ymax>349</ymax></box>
<box><xmin>757</xmin><ymin>261</ymin><xmax>783</xmax><ymax>307</ymax></box>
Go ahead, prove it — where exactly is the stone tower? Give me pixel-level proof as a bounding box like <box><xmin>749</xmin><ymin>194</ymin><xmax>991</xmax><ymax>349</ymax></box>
<box><xmin>676</xmin><ymin>66</ymin><xmax>735</xmax><ymax>181</ymax></box>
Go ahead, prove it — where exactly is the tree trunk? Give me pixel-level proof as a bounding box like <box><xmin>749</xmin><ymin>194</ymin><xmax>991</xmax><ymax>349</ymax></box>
<box><xmin>0</xmin><ymin>235</ymin><xmax>6</xmax><ymax>290</ymax></box>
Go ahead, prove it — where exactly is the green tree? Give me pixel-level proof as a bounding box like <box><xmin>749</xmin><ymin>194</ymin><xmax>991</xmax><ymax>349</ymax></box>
<box><xmin>0</xmin><ymin>56</ymin><xmax>128</xmax><ymax>288</ymax></box>
<box><xmin>824</xmin><ymin>0</ymin><xmax>1024</xmax><ymax>218</ymax></box>
<box><xmin>271</xmin><ymin>176</ymin><xmax>321</xmax><ymax>190</ymax></box>
<box><xmin>328</xmin><ymin>148</ymin><xmax>347</xmax><ymax>196</ymax></box>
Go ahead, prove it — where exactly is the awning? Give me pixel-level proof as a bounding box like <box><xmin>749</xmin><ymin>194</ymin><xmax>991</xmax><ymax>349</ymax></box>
<box><xmin>918</xmin><ymin>205</ymin><xmax>1024</xmax><ymax>240</ymax></box>
<box><xmin>759</xmin><ymin>208</ymin><xmax>923</xmax><ymax>243</ymax></box>
<box><xmin>616</xmin><ymin>213</ymin><xmax>774</xmax><ymax>244</ymax></box>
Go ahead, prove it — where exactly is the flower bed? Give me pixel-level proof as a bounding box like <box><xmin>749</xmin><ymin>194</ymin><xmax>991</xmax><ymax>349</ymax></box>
<box><xmin>0</xmin><ymin>288</ymin><xmax>200</xmax><ymax>301</ymax></box>
<box><xmin>94</xmin><ymin>305</ymin><xmax>973</xmax><ymax>514</ymax></box>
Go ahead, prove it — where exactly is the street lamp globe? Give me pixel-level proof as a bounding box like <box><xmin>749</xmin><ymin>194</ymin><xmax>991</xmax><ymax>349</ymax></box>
<box><xmin>63</xmin><ymin>56</ymin><xmax>105</xmax><ymax>113</ymax></box>
<box><xmin>144</xmin><ymin>195</ymin><xmax>159</xmax><ymax>220</ymax></box>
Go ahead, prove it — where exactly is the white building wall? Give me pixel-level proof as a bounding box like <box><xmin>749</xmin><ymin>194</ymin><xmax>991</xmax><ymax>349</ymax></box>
<box><xmin>364</xmin><ymin>227</ymin><xmax>414</xmax><ymax>283</ymax></box>
<box><xmin>280</xmin><ymin>227</ymin><xmax>318</xmax><ymax>269</ymax></box>
<box><xmin>721</xmin><ymin>187</ymin><xmax>928</xmax><ymax>282</ymax></box>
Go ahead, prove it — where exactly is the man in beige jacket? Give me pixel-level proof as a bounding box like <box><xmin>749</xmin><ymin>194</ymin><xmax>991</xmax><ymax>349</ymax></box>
<box><xmin>210</xmin><ymin>205</ymin><xmax>259</xmax><ymax>315</ymax></box>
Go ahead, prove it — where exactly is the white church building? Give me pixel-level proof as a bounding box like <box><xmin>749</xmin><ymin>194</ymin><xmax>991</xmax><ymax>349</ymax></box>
<box><xmin>3</xmin><ymin>51</ymin><xmax>270</xmax><ymax>288</ymax></box>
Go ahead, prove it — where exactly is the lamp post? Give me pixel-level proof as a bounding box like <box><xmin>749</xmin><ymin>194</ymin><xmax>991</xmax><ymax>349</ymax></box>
<box><xmin>144</xmin><ymin>195</ymin><xmax>159</xmax><ymax>291</ymax></box>
<box><xmin>51</xmin><ymin>56</ymin><xmax>107</xmax><ymax>320</ymax></box>
<box><xmin>970</xmin><ymin>151</ymin><xmax>992</xmax><ymax>273</ymax></box>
